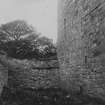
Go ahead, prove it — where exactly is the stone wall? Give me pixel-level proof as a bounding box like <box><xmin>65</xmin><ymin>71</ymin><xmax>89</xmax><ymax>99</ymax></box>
<box><xmin>0</xmin><ymin>56</ymin><xmax>60</xmax><ymax>90</ymax></box>
<box><xmin>8</xmin><ymin>59</ymin><xmax>59</xmax><ymax>90</ymax></box>
<box><xmin>58</xmin><ymin>0</ymin><xmax>105</xmax><ymax>100</ymax></box>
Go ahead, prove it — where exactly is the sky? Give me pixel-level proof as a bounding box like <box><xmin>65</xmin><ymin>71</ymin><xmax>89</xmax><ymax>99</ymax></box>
<box><xmin>0</xmin><ymin>0</ymin><xmax>57</xmax><ymax>43</ymax></box>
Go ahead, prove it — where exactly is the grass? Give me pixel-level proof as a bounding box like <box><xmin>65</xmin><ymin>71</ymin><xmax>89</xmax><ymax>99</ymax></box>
<box><xmin>1</xmin><ymin>87</ymin><xmax>105</xmax><ymax>105</ymax></box>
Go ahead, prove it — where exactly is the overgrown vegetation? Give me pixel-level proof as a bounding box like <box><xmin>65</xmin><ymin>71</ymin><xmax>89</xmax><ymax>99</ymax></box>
<box><xmin>0</xmin><ymin>20</ymin><xmax>57</xmax><ymax>60</ymax></box>
<box><xmin>1</xmin><ymin>87</ymin><xmax>105</xmax><ymax>105</ymax></box>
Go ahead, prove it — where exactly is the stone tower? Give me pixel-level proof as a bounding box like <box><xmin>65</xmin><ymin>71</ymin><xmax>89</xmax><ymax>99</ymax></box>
<box><xmin>58</xmin><ymin>0</ymin><xmax>105</xmax><ymax>100</ymax></box>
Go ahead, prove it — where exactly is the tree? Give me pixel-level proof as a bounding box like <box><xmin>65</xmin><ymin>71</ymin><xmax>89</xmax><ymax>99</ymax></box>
<box><xmin>0</xmin><ymin>20</ymin><xmax>36</xmax><ymax>41</ymax></box>
<box><xmin>3</xmin><ymin>35</ymin><xmax>57</xmax><ymax>60</ymax></box>
<box><xmin>0</xmin><ymin>20</ymin><xmax>40</xmax><ymax>58</ymax></box>
<box><xmin>0</xmin><ymin>20</ymin><xmax>57</xmax><ymax>60</ymax></box>
<box><xmin>0</xmin><ymin>29</ymin><xmax>9</xmax><ymax>51</ymax></box>
<box><xmin>33</xmin><ymin>36</ymin><xmax>57</xmax><ymax>60</ymax></box>
<box><xmin>4</xmin><ymin>40</ymin><xmax>33</xmax><ymax>59</ymax></box>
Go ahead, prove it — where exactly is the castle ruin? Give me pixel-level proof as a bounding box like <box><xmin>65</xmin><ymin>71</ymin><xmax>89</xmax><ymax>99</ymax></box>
<box><xmin>57</xmin><ymin>0</ymin><xmax>105</xmax><ymax>100</ymax></box>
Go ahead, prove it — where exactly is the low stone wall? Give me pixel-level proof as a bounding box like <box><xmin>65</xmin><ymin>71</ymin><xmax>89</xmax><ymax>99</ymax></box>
<box><xmin>1</xmin><ymin>57</ymin><xmax>60</xmax><ymax>90</ymax></box>
<box><xmin>9</xmin><ymin>68</ymin><xmax>59</xmax><ymax>89</ymax></box>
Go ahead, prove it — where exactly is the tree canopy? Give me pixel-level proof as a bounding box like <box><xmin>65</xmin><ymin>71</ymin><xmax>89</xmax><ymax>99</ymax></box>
<box><xmin>0</xmin><ymin>20</ymin><xmax>57</xmax><ymax>60</ymax></box>
<box><xmin>0</xmin><ymin>20</ymin><xmax>36</xmax><ymax>41</ymax></box>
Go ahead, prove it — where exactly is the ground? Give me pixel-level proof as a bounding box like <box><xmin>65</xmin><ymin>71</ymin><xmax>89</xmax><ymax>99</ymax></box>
<box><xmin>1</xmin><ymin>87</ymin><xmax>105</xmax><ymax>105</ymax></box>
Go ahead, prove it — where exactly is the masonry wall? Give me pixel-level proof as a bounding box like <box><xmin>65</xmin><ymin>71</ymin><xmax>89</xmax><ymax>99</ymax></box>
<box><xmin>8</xmin><ymin>59</ymin><xmax>59</xmax><ymax>90</ymax></box>
<box><xmin>0</xmin><ymin>54</ymin><xmax>59</xmax><ymax>95</ymax></box>
<box><xmin>58</xmin><ymin>0</ymin><xmax>105</xmax><ymax>100</ymax></box>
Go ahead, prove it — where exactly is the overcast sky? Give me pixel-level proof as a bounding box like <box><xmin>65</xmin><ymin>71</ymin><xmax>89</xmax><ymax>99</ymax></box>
<box><xmin>0</xmin><ymin>0</ymin><xmax>57</xmax><ymax>43</ymax></box>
